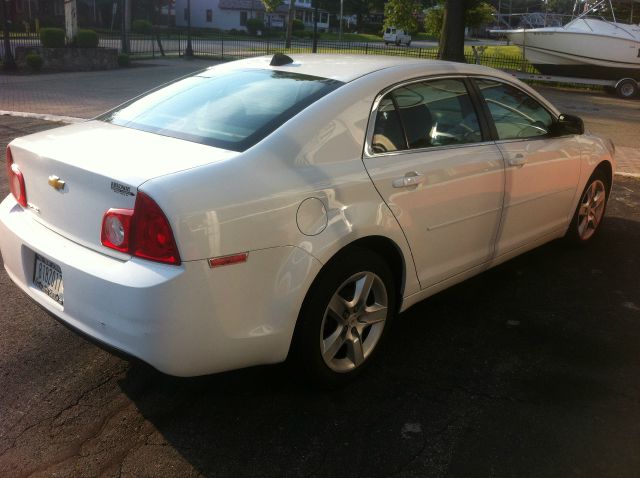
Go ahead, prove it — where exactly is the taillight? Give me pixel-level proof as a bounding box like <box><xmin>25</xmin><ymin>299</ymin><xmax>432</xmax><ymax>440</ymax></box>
<box><xmin>101</xmin><ymin>209</ymin><xmax>133</xmax><ymax>253</ymax></box>
<box><xmin>6</xmin><ymin>146</ymin><xmax>27</xmax><ymax>207</ymax></box>
<box><xmin>100</xmin><ymin>191</ymin><xmax>181</xmax><ymax>265</ymax></box>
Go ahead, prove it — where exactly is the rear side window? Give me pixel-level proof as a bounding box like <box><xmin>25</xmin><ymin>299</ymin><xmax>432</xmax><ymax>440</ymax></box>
<box><xmin>100</xmin><ymin>69</ymin><xmax>343</xmax><ymax>152</ymax></box>
<box><xmin>475</xmin><ymin>79</ymin><xmax>555</xmax><ymax>140</ymax></box>
<box><xmin>372</xmin><ymin>78</ymin><xmax>483</xmax><ymax>153</ymax></box>
<box><xmin>372</xmin><ymin>97</ymin><xmax>406</xmax><ymax>154</ymax></box>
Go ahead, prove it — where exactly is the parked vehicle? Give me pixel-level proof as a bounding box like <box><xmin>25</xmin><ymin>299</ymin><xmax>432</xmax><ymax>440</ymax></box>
<box><xmin>383</xmin><ymin>27</ymin><xmax>412</xmax><ymax>46</ymax></box>
<box><xmin>0</xmin><ymin>54</ymin><xmax>615</xmax><ymax>386</ymax></box>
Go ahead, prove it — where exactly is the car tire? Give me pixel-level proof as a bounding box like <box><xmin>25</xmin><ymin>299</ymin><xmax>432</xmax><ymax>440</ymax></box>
<box><xmin>289</xmin><ymin>248</ymin><xmax>396</xmax><ymax>388</ymax></box>
<box><xmin>406</xmin><ymin>41</ymin><xmax>412</xmax><ymax>47</ymax></box>
<box><xmin>564</xmin><ymin>169</ymin><xmax>610</xmax><ymax>245</ymax></box>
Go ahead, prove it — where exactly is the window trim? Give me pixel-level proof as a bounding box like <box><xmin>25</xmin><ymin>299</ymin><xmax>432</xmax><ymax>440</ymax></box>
<box><xmin>364</xmin><ymin>75</ymin><xmax>495</xmax><ymax>159</ymax></box>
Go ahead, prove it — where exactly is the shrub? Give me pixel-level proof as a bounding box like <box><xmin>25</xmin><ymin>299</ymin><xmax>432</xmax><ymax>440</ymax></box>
<box><xmin>246</xmin><ymin>18</ymin><xmax>264</xmax><ymax>36</ymax></box>
<box><xmin>75</xmin><ymin>29</ymin><xmax>99</xmax><ymax>48</ymax></box>
<box><xmin>40</xmin><ymin>28</ymin><xmax>65</xmax><ymax>48</ymax></box>
<box><xmin>26</xmin><ymin>53</ymin><xmax>43</xmax><ymax>71</ymax></box>
<box><xmin>117</xmin><ymin>53</ymin><xmax>130</xmax><ymax>67</ymax></box>
<box><xmin>132</xmin><ymin>19</ymin><xmax>152</xmax><ymax>33</ymax></box>
<box><xmin>292</xmin><ymin>19</ymin><xmax>305</xmax><ymax>33</ymax></box>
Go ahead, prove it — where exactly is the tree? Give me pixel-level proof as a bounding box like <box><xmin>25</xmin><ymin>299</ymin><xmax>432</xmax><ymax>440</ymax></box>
<box><xmin>438</xmin><ymin>0</ymin><xmax>466</xmax><ymax>62</ymax></box>
<box><xmin>383</xmin><ymin>0</ymin><xmax>421</xmax><ymax>33</ymax></box>
<box><xmin>261</xmin><ymin>0</ymin><xmax>283</xmax><ymax>13</ymax></box>
<box><xmin>425</xmin><ymin>1</ymin><xmax>495</xmax><ymax>38</ymax></box>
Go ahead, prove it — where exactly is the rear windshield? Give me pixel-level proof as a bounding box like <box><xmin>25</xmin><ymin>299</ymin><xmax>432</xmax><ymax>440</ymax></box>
<box><xmin>99</xmin><ymin>69</ymin><xmax>343</xmax><ymax>152</ymax></box>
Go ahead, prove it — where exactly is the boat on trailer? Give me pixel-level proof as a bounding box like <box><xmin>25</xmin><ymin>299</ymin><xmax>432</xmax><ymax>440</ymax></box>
<box><xmin>492</xmin><ymin>0</ymin><xmax>640</xmax><ymax>97</ymax></box>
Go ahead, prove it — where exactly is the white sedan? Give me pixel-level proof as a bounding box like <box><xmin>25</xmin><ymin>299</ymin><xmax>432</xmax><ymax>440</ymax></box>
<box><xmin>0</xmin><ymin>54</ymin><xmax>614</xmax><ymax>386</ymax></box>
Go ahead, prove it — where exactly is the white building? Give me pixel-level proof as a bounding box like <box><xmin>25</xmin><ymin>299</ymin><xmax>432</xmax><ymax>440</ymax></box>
<box><xmin>174</xmin><ymin>0</ymin><xmax>330</xmax><ymax>32</ymax></box>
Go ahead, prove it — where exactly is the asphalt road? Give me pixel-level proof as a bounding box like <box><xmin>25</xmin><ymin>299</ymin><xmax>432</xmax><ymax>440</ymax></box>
<box><xmin>1</xmin><ymin>116</ymin><xmax>640</xmax><ymax>475</ymax></box>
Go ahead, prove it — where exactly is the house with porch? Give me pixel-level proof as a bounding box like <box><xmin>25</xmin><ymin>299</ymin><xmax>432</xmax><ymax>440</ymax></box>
<box><xmin>174</xmin><ymin>0</ymin><xmax>330</xmax><ymax>32</ymax></box>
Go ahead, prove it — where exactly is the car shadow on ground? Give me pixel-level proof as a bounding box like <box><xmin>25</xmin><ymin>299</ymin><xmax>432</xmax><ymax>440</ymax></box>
<box><xmin>116</xmin><ymin>187</ymin><xmax>640</xmax><ymax>477</ymax></box>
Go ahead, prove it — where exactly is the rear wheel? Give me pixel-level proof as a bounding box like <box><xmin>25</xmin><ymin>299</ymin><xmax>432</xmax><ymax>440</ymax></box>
<box><xmin>615</xmin><ymin>79</ymin><xmax>638</xmax><ymax>99</ymax></box>
<box><xmin>290</xmin><ymin>248</ymin><xmax>396</xmax><ymax>387</ymax></box>
<box><xmin>565</xmin><ymin>170</ymin><xmax>610</xmax><ymax>245</ymax></box>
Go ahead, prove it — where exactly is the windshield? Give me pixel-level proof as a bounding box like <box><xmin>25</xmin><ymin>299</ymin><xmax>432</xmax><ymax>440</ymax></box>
<box><xmin>100</xmin><ymin>69</ymin><xmax>343</xmax><ymax>152</ymax></box>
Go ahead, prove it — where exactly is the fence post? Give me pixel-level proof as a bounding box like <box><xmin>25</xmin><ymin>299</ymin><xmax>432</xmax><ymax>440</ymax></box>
<box><xmin>221</xmin><ymin>32</ymin><xmax>224</xmax><ymax>59</ymax></box>
<box><xmin>365</xmin><ymin>42</ymin><xmax>368</xmax><ymax>55</ymax></box>
<box><xmin>155</xmin><ymin>34</ymin><xmax>165</xmax><ymax>57</ymax></box>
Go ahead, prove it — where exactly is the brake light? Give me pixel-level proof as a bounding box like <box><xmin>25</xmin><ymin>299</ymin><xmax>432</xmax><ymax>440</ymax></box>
<box><xmin>6</xmin><ymin>146</ymin><xmax>27</xmax><ymax>207</ymax></box>
<box><xmin>100</xmin><ymin>191</ymin><xmax>181</xmax><ymax>265</ymax></box>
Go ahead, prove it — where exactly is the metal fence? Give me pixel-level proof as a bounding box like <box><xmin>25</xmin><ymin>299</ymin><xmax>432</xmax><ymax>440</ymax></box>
<box><xmin>1</xmin><ymin>31</ymin><xmax>537</xmax><ymax>74</ymax></box>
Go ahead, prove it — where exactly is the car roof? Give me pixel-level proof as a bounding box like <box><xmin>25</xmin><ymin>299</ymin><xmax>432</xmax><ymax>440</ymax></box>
<box><xmin>202</xmin><ymin>54</ymin><xmax>513</xmax><ymax>84</ymax></box>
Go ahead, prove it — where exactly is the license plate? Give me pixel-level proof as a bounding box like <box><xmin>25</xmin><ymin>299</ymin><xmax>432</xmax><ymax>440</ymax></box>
<box><xmin>33</xmin><ymin>254</ymin><xmax>64</xmax><ymax>305</ymax></box>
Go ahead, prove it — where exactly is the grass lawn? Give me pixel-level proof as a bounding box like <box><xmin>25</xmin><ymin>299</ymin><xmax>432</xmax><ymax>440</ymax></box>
<box><xmin>318</xmin><ymin>32</ymin><xmax>383</xmax><ymax>42</ymax></box>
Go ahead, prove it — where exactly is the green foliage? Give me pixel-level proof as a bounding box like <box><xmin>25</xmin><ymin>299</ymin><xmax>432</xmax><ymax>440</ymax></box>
<box><xmin>25</xmin><ymin>53</ymin><xmax>43</xmax><ymax>72</ymax></box>
<box><xmin>292</xmin><ymin>19</ymin><xmax>305</xmax><ymax>32</ymax></box>
<box><xmin>117</xmin><ymin>53</ymin><xmax>130</xmax><ymax>67</ymax></box>
<box><xmin>132</xmin><ymin>19</ymin><xmax>153</xmax><ymax>33</ymax></box>
<box><xmin>465</xmin><ymin>2</ymin><xmax>496</xmax><ymax>29</ymax></box>
<box><xmin>75</xmin><ymin>29</ymin><xmax>99</xmax><ymax>48</ymax></box>
<box><xmin>383</xmin><ymin>0</ymin><xmax>421</xmax><ymax>33</ymax></box>
<box><xmin>40</xmin><ymin>28</ymin><xmax>65</xmax><ymax>48</ymax></box>
<box><xmin>424</xmin><ymin>1</ymin><xmax>495</xmax><ymax>37</ymax></box>
<box><xmin>261</xmin><ymin>0</ymin><xmax>283</xmax><ymax>12</ymax></box>
<box><xmin>424</xmin><ymin>6</ymin><xmax>444</xmax><ymax>37</ymax></box>
<box><xmin>246</xmin><ymin>18</ymin><xmax>265</xmax><ymax>35</ymax></box>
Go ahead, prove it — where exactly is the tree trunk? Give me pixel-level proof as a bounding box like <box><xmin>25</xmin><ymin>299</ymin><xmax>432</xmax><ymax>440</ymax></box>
<box><xmin>439</xmin><ymin>0</ymin><xmax>466</xmax><ymax>63</ymax></box>
<box><xmin>285</xmin><ymin>1</ymin><xmax>294</xmax><ymax>48</ymax></box>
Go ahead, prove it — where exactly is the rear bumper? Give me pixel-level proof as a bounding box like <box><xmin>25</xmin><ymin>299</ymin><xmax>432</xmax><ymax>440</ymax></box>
<box><xmin>0</xmin><ymin>195</ymin><xmax>322</xmax><ymax>376</ymax></box>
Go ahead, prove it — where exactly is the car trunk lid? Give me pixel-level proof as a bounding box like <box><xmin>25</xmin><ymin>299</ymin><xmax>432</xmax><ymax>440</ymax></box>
<box><xmin>9</xmin><ymin>121</ymin><xmax>235</xmax><ymax>258</ymax></box>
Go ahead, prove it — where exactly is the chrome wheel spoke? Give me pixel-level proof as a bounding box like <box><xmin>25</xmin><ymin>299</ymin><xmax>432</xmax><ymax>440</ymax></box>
<box><xmin>578</xmin><ymin>203</ymin><xmax>589</xmax><ymax>217</ymax></box>
<box><xmin>322</xmin><ymin>327</ymin><xmax>346</xmax><ymax>361</ymax></box>
<box><xmin>346</xmin><ymin>333</ymin><xmax>365</xmax><ymax>367</ymax></box>
<box><xmin>328</xmin><ymin>294</ymin><xmax>349</xmax><ymax>323</ymax></box>
<box><xmin>359</xmin><ymin>303</ymin><xmax>388</xmax><ymax>327</ymax></box>
<box><xmin>352</xmin><ymin>272</ymin><xmax>375</xmax><ymax>308</ymax></box>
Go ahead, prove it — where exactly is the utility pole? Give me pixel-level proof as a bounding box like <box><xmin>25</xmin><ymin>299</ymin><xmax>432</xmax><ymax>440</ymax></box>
<box><xmin>2</xmin><ymin>0</ymin><xmax>16</xmax><ymax>70</ymax></box>
<box><xmin>64</xmin><ymin>0</ymin><xmax>78</xmax><ymax>43</ymax></box>
<box><xmin>185</xmin><ymin>0</ymin><xmax>193</xmax><ymax>56</ymax></box>
<box><xmin>121</xmin><ymin>0</ymin><xmax>130</xmax><ymax>53</ymax></box>
<box><xmin>339</xmin><ymin>0</ymin><xmax>343</xmax><ymax>41</ymax></box>
<box><xmin>285</xmin><ymin>0</ymin><xmax>294</xmax><ymax>48</ymax></box>
<box><xmin>312</xmin><ymin>1</ymin><xmax>318</xmax><ymax>53</ymax></box>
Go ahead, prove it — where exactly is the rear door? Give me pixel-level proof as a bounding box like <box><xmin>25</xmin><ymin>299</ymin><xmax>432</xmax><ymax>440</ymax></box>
<box><xmin>472</xmin><ymin>78</ymin><xmax>581</xmax><ymax>256</ymax></box>
<box><xmin>363</xmin><ymin>77</ymin><xmax>505</xmax><ymax>289</ymax></box>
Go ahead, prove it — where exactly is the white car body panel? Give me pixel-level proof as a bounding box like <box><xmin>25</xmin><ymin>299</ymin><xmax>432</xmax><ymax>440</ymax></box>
<box><xmin>0</xmin><ymin>55</ymin><xmax>615</xmax><ymax>376</ymax></box>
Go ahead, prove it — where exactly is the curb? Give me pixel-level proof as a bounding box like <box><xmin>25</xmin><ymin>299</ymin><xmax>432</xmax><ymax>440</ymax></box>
<box><xmin>0</xmin><ymin>110</ymin><xmax>84</xmax><ymax>124</ymax></box>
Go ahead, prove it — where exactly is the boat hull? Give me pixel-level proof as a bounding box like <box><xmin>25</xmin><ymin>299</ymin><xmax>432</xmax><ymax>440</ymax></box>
<box><xmin>501</xmin><ymin>21</ymin><xmax>640</xmax><ymax>80</ymax></box>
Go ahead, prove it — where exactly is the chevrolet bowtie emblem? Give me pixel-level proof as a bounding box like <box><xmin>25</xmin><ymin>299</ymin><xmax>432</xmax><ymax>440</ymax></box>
<box><xmin>48</xmin><ymin>175</ymin><xmax>66</xmax><ymax>191</ymax></box>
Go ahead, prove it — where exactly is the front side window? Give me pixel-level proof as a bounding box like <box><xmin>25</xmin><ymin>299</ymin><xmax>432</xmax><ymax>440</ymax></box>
<box><xmin>475</xmin><ymin>79</ymin><xmax>555</xmax><ymax>140</ymax></box>
<box><xmin>100</xmin><ymin>69</ymin><xmax>342</xmax><ymax>152</ymax></box>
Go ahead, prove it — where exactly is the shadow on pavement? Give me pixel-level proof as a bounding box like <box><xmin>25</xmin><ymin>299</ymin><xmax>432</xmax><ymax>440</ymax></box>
<box><xmin>117</xmin><ymin>196</ymin><xmax>640</xmax><ymax>477</ymax></box>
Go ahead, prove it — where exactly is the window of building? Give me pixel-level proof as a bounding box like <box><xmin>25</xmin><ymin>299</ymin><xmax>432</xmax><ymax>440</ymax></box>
<box><xmin>240</xmin><ymin>11</ymin><xmax>248</xmax><ymax>26</ymax></box>
<box><xmin>184</xmin><ymin>8</ymin><xmax>188</xmax><ymax>21</ymax></box>
<box><xmin>206</xmin><ymin>9</ymin><xmax>213</xmax><ymax>22</ymax></box>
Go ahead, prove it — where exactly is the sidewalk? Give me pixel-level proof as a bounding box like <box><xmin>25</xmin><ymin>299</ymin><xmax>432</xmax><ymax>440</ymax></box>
<box><xmin>1</xmin><ymin>57</ymin><xmax>639</xmax><ymax>176</ymax></box>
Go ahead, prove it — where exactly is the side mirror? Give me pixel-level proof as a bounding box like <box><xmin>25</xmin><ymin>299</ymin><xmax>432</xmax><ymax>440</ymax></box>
<box><xmin>551</xmin><ymin>113</ymin><xmax>584</xmax><ymax>136</ymax></box>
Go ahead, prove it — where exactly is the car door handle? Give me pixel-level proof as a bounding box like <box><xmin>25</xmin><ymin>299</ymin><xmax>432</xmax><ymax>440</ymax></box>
<box><xmin>508</xmin><ymin>154</ymin><xmax>527</xmax><ymax>167</ymax></box>
<box><xmin>392</xmin><ymin>172</ymin><xmax>425</xmax><ymax>188</ymax></box>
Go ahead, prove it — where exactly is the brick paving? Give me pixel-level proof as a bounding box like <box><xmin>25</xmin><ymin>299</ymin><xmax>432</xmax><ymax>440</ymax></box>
<box><xmin>0</xmin><ymin>57</ymin><xmax>638</xmax><ymax>176</ymax></box>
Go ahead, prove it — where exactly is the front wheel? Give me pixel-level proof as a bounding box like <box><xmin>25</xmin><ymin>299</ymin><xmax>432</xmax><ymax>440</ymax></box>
<box><xmin>289</xmin><ymin>248</ymin><xmax>396</xmax><ymax>387</ymax></box>
<box><xmin>565</xmin><ymin>170</ymin><xmax>610</xmax><ymax>245</ymax></box>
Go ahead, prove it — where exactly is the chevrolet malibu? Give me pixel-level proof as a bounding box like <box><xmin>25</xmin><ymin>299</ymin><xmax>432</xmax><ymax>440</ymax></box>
<box><xmin>0</xmin><ymin>54</ymin><xmax>614</xmax><ymax>386</ymax></box>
